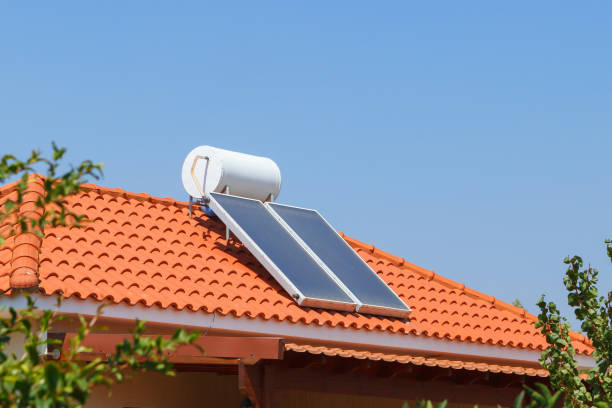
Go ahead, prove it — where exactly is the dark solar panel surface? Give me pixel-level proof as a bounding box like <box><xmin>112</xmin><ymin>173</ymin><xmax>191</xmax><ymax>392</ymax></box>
<box><xmin>209</xmin><ymin>193</ymin><xmax>354</xmax><ymax>305</ymax></box>
<box><xmin>268</xmin><ymin>203</ymin><xmax>410</xmax><ymax>312</ymax></box>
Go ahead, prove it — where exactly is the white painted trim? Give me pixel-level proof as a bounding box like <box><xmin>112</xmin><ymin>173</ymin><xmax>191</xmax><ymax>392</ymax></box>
<box><xmin>2</xmin><ymin>294</ymin><xmax>595</xmax><ymax>369</ymax></box>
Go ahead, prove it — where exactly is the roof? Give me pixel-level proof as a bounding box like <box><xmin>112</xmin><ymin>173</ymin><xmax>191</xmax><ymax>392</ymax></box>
<box><xmin>284</xmin><ymin>343</ymin><xmax>549</xmax><ymax>377</ymax></box>
<box><xmin>0</xmin><ymin>177</ymin><xmax>593</xmax><ymax>358</ymax></box>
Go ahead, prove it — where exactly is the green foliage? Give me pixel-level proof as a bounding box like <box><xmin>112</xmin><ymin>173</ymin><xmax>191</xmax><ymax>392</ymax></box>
<box><xmin>513</xmin><ymin>299</ymin><xmax>525</xmax><ymax>309</ymax></box>
<box><xmin>0</xmin><ymin>295</ymin><xmax>201</xmax><ymax>407</ymax></box>
<box><xmin>402</xmin><ymin>399</ymin><xmax>448</xmax><ymax>408</ymax></box>
<box><xmin>0</xmin><ymin>142</ymin><xmax>103</xmax><ymax>245</ymax></box>
<box><xmin>0</xmin><ymin>144</ymin><xmax>202</xmax><ymax>407</ymax></box>
<box><xmin>535</xmin><ymin>243</ymin><xmax>612</xmax><ymax>407</ymax></box>
<box><xmin>401</xmin><ymin>383</ymin><xmax>569</xmax><ymax>408</ymax></box>
<box><xmin>520</xmin><ymin>384</ymin><xmax>563</xmax><ymax>408</ymax></box>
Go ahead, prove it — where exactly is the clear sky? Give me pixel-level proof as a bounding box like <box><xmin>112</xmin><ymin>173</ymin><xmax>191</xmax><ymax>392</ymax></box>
<box><xmin>1</xmin><ymin>2</ymin><xmax>610</xmax><ymax>328</ymax></box>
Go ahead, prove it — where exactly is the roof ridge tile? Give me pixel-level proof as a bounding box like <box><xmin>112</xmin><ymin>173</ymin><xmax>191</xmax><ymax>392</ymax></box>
<box><xmin>9</xmin><ymin>174</ymin><xmax>45</xmax><ymax>289</ymax></box>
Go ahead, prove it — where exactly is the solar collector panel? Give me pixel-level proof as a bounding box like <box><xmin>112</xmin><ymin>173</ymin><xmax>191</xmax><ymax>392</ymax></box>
<box><xmin>208</xmin><ymin>193</ymin><xmax>356</xmax><ymax>311</ymax></box>
<box><xmin>267</xmin><ymin>203</ymin><xmax>411</xmax><ymax>318</ymax></box>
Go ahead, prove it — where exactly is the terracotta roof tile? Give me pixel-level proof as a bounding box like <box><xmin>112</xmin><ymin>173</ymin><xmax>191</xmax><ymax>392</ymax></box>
<box><xmin>0</xmin><ymin>176</ymin><xmax>46</xmax><ymax>290</ymax></box>
<box><xmin>285</xmin><ymin>343</ymin><xmax>549</xmax><ymax>377</ymax></box>
<box><xmin>0</xmin><ymin>181</ymin><xmax>593</xmax><ymax>356</ymax></box>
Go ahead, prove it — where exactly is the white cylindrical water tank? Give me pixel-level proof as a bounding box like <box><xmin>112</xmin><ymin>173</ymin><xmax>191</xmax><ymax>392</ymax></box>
<box><xmin>181</xmin><ymin>146</ymin><xmax>281</xmax><ymax>202</ymax></box>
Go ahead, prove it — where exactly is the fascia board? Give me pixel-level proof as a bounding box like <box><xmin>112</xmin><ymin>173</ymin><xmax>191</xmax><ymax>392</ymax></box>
<box><xmin>2</xmin><ymin>294</ymin><xmax>595</xmax><ymax>369</ymax></box>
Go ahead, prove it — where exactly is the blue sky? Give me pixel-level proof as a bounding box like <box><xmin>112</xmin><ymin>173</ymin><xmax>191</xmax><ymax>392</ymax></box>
<box><xmin>1</xmin><ymin>2</ymin><xmax>610</xmax><ymax>327</ymax></box>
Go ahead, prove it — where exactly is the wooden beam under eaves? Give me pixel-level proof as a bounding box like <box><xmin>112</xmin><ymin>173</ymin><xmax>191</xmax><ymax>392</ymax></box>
<box><xmin>57</xmin><ymin>334</ymin><xmax>284</xmax><ymax>364</ymax></box>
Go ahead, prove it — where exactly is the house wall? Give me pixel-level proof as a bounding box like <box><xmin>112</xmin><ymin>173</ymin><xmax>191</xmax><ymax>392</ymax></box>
<box><xmin>5</xmin><ymin>332</ymin><xmax>26</xmax><ymax>359</ymax></box>
<box><xmin>85</xmin><ymin>371</ymin><xmax>243</xmax><ymax>408</ymax></box>
<box><xmin>278</xmin><ymin>391</ymin><xmax>498</xmax><ymax>408</ymax></box>
<box><xmin>84</xmin><ymin>371</ymin><xmax>500</xmax><ymax>408</ymax></box>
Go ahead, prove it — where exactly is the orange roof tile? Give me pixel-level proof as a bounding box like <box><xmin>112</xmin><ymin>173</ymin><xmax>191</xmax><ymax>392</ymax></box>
<box><xmin>0</xmin><ymin>179</ymin><xmax>593</xmax><ymax>356</ymax></box>
<box><xmin>285</xmin><ymin>343</ymin><xmax>549</xmax><ymax>377</ymax></box>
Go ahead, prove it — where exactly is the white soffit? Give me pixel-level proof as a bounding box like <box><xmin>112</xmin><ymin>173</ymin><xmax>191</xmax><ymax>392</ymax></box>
<box><xmin>2</xmin><ymin>294</ymin><xmax>595</xmax><ymax>369</ymax></box>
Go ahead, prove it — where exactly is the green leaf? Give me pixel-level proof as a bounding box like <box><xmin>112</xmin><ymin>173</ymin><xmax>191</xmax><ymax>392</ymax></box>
<box><xmin>512</xmin><ymin>390</ymin><xmax>525</xmax><ymax>408</ymax></box>
<box><xmin>4</xmin><ymin>200</ymin><xmax>14</xmax><ymax>212</ymax></box>
<box><xmin>44</xmin><ymin>363</ymin><xmax>60</xmax><ymax>394</ymax></box>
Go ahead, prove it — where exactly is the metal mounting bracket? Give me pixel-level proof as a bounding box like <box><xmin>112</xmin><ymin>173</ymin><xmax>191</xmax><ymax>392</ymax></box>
<box><xmin>223</xmin><ymin>186</ymin><xmax>231</xmax><ymax>243</ymax></box>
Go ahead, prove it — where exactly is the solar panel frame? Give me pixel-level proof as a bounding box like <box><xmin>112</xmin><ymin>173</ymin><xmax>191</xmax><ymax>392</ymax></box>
<box><xmin>266</xmin><ymin>202</ymin><xmax>412</xmax><ymax>319</ymax></box>
<box><xmin>208</xmin><ymin>193</ymin><xmax>358</xmax><ymax>312</ymax></box>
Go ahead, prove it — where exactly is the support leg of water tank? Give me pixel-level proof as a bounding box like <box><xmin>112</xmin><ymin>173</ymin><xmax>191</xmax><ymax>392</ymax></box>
<box><xmin>189</xmin><ymin>196</ymin><xmax>193</xmax><ymax>217</ymax></box>
<box><xmin>224</xmin><ymin>186</ymin><xmax>230</xmax><ymax>243</ymax></box>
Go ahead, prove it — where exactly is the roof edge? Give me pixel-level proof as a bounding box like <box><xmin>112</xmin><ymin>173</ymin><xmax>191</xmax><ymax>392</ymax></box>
<box><xmin>4</xmin><ymin>293</ymin><xmax>597</xmax><ymax>365</ymax></box>
<box><xmin>285</xmin><ymin>342</ymin><xmax>550</xmax><ymax>377</ymax></box>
